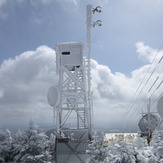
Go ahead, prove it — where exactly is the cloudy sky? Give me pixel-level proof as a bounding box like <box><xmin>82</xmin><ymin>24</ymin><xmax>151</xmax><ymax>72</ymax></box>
<box><xmin>0</xmin><ymin>0</ymin><xmax>163</xmax><ymax>131</ymax></box>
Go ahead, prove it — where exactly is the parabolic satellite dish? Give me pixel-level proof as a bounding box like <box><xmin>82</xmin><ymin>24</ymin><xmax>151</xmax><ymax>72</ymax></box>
<box><xmin>157</xmin><ymin>96</ymin><xmax>163</xmax><ymax>117</ymax></box>
<box><xmin>138</xmin><ymin>113</ymin><xmax>159</xmax><ymax>132</ymax></box>
<box><xmin>47</xmin><ymin>85</ymin><xmax>62</xmax><ymax>107</ymax></box>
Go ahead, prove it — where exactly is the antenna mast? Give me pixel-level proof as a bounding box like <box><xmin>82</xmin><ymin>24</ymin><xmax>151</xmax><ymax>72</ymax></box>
<box><xmin>86</xmin><ymin>4</ymin><xmax>102</xmax><ymax>130</ymax></box>
<box><xmin>86</xmin><ymin>4</ymin><xmax>92</xmax><ymax>130</ymax></box>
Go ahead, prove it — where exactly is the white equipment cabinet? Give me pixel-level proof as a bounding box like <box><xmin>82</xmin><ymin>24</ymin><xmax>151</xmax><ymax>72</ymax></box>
<box><xmin>56</xmin><ymin>42</ymin><xmax>83</xmax><ymax>71</ymax></box>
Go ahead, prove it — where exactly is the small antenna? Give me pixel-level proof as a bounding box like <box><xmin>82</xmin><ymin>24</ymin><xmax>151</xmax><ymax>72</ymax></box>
<box><xmin>92</xmin><ymin>6</ymin><xmax>102</xmax><ymax>14</ymax></box>
<box><xmin>93</xmin><ymin>20</ymin><xmax>102</xmax><ymax>27</ymax></box>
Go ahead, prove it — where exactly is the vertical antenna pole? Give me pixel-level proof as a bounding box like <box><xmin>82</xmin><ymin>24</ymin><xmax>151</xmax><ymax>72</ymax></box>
<box><xmin>53</xmin><ymin>107</ymin><xmax>55</xmax><ymax>128</ymax></box>
<box><xmin>87</xmin><ymin>4</ymin><xmax>92</xmax><ymax>98</ymax></box>
<box><xmin>87</xmin><ymin>4</ymin><xmax>92</xmax><ymax>130</ymax></box>
<box><xmin>147</xmin><ymin>98</ymin><xmax>151</xmax><ymax>132</ymax></box>
<box><xmin>147</xmin><ymin>98</ymin><xmax>151</xmax><ymax>145</ymax></box>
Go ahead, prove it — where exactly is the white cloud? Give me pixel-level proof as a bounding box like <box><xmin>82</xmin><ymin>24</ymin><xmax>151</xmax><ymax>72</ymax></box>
<box><xmin>0</xmin><ymin>46</ymin><xmax>57</xmax><ymax>126</ymax></box>
<box><xmin>61</xmin><ymin>0</ymin><xmax>79</xmax><ymax>6</ymax></box>
<box><xmin>71</xmin><ymin>0</ymin><xmax>78</xmax><ymax>7</ymax></box>
<box><xmin>136</xmin><ymin>42</ymin><xmax>156</xmax><ymax>63</ymax></box>
<box><xmin>134</xmin><ymin>42</ymin><xmax>163</xmax><ymax>85</ymax></box>
<box><xmin>0</xmin><ymin>43</ymin><xmax>162</xmax><ymax>130</ymax></box>
<box><xmin>0</xmin><ymin>0</ymin><xmax>25</xmax><ymax>20</ymax></box>
<box><xmin>57</xmin><ymin>0</ymin><xmax>79</xmax><ymax>11</ymax></box>
<box><xmin>0</xmin><ymin>0</ymin><xmax>7</xmax><ymax>7</ymax></box>
<box><xmin>91</xmin><ymin>60</ymin><xmax>136</xmax><ymax>101</ymax></box>
<box><xmin>0</xmin><ymin>0</ymin><xmax>8</xmax><ymax>19</ymax></box>
<box><xmin>0</xmin><ymin>11</ymin><xmax>7</xmax><ymax>19</ymax></box>
<box><xmin>0</xmin><ymin>0</ymin><xmax>54</xmax><ymax>20</ymax></box>
<box><xmin>91</xmin><ymin>42</ymin><xmax>163</xmax><ymax>129</ymax></box>
<box><xmin>0</xmin><ymin>90</ymin><xmax>3</xmax><ymax>98</ymax></box>
<box><xmin>30</xmin><ymin>0</ymin><xmax>54</xmax><ymax>6</ymax></box>
<box><xmin>40</xmin><ymin>0</ymin><xmax>54</xmax><ymax>5</ymax></box>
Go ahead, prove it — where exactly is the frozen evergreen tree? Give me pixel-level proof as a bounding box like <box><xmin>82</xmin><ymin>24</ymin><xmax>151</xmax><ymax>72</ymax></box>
<box><xmin>133</xmin><ymin>134</ymin><xmax>147</xmax><ymax>149</ymax></box>
<box><xmin>0</xmin><ymin>122</ymin><xmax>57</xmax><ymax>162</ymax></box>
<box><xmin>151</xmin><ymin>130</ymin><xmax>163</xmax><ymax>160</ymax></box>
<box><xmin>86</xmin><ymin>132</ymin><xmax>107</xmax><ymax>163</ymax></box>
<box><xmin>49</xmin><ymin>133</ymin><xmax>56</xmax><ymax>161</ymax></box>
<box><xmin>86</xmin><ymin>132</ymin><xmax>160</xmax><ymax>163</ymax></box>
<box><xmin>0</xmin><ymin>129</ymin><xmax>13</xmax><ymax>162</ymax></box>
<box><xmin>105</xmin><ymin>142</ymin><xmax>137</xmax><ymax>163</ymax></box>
<box><xmin>12</xmin><ymin>121</ymin><xmax>53</xmax><ymax>163</ymax></box>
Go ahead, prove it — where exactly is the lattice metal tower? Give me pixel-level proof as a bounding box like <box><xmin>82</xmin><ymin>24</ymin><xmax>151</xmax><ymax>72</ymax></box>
<box><xmin>47</xmin><ymin>4</ymin><xmax>100</xmax><ymax>162</ymax></box>
<box><xmin>54</xmin><ymin>42</ymin><xmax>92</xmax><ymax>140</ymax></box>
<box><xmin>47</xmin><ymin>42</ymin><xmax>92</xmax><ymax>162</ymax></box>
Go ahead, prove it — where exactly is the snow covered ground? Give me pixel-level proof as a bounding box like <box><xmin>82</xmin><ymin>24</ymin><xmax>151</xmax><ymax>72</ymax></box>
<box><xmin>86</xmin><ymin>130</ymin><xmax>163</xmax><ymax>163</ymax></box>
<box><xmin>1</xmin><ymin>122</ymin><xmax>163</xmax><ymax>163</ymax></box>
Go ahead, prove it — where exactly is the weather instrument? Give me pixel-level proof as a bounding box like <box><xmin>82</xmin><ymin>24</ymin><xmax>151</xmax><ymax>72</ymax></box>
<box><xmin>93</xmin><ymin>20</ymin><xmax>102</xmax><ymax>27</ymax></box>
<box><xmin>157</xmin><ymin>96</ymin><xmax>163</xmax><ymax>117</ymax></box>
<box><xmin>138</xmin><ymin>113</ymin><xmax>159</xmax><ymax>133</ymax></box>
<box><xmin>92</xmin><ymin>6</ymin><xmax>102</xmax><ymax>14</ymax></box>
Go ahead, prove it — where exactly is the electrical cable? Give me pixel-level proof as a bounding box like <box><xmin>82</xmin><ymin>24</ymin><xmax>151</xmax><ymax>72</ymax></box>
<box><xmin>122</xmin><ymin>54</ymin><xmax>163</xmax><ymax>123</ymax></box>
<box><xmin>123</xmin><ymin>79</ymin><xmax>163</xmax><ymax>131</ymax></box>
<box><xmin>121</xmin><ymin>47</ymin><xmax>163</xmax><ymax>122</ymax></box>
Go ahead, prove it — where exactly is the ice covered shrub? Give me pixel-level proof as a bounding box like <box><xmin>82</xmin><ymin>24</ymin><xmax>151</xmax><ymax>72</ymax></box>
<box><xmin>86</xmin><ymin>132</ymin><xmax>107</xmax><ymax>163</ymax></box>
<box><xmin>151</xmin><ymin>130</ymin><xmax>163</xmax><ymax>160</ymax></box>
<box><xmin>105</xmin><ymin>141</ymin><xmax>137</xmax><ymax>163</ymax></box>
<box><xmin>0</xmin><ymin>129</ymin><xmax>12</xmax><ymax>162</ymax></box>
<box><xmin>12</xmin><ymin>121</ymin><xmax>52</xmax><ymax>162</ymax></box>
